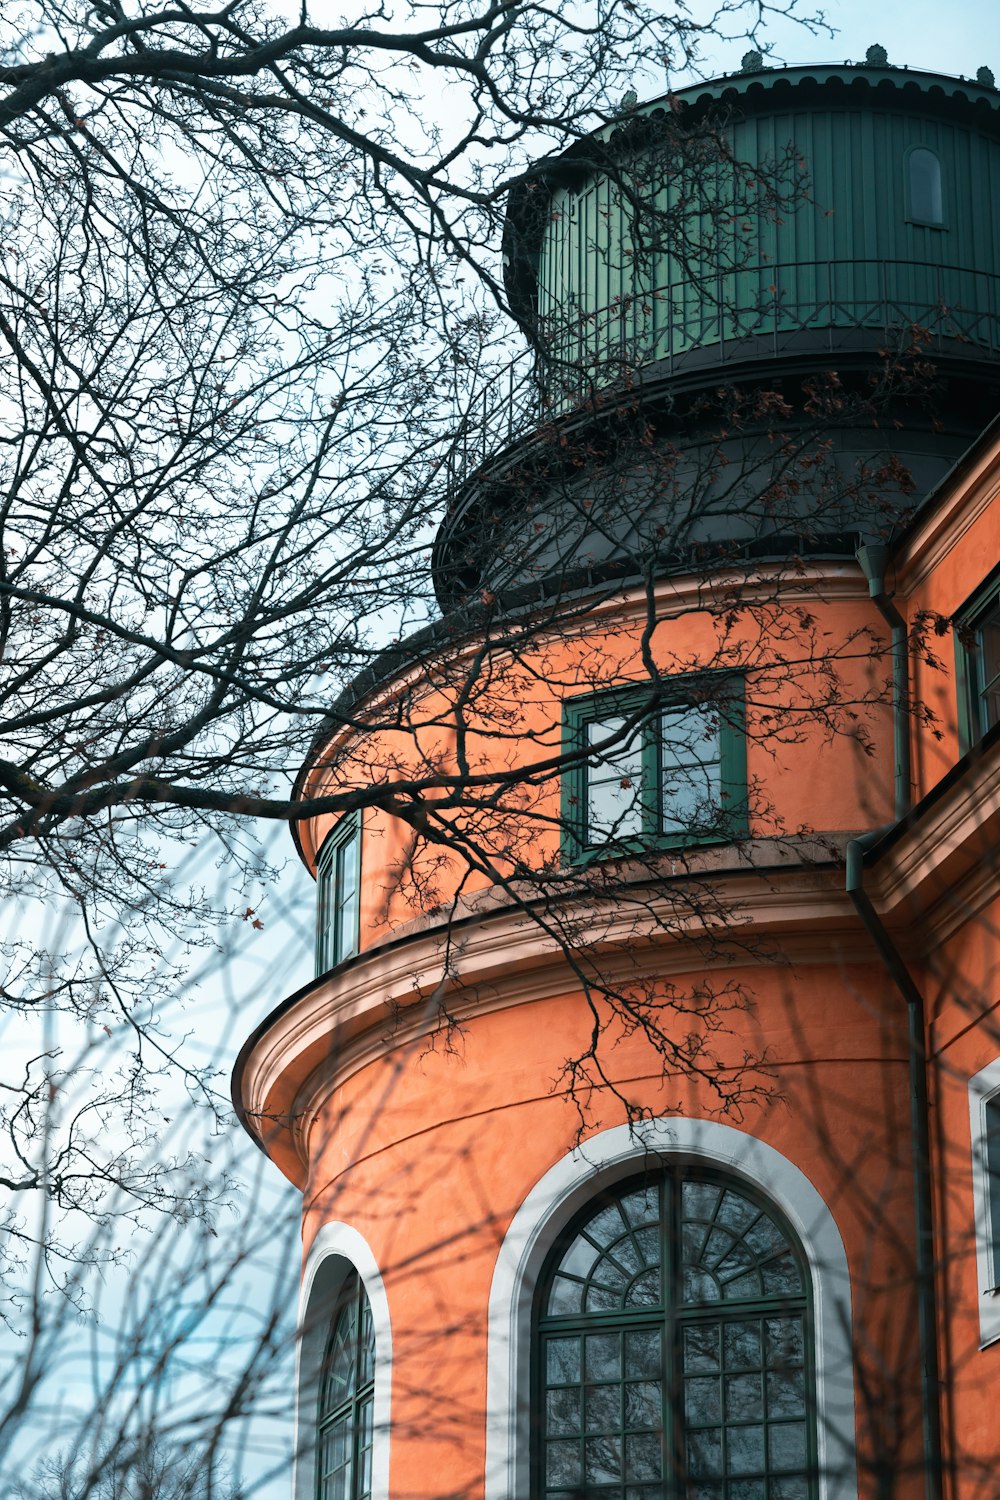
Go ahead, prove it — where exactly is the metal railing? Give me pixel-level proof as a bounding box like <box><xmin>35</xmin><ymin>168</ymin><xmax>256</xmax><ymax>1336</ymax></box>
<box><xmin>446</xmin><ymin>258</ymin><xmax>1000</xmax><ymax>494</ymax></box>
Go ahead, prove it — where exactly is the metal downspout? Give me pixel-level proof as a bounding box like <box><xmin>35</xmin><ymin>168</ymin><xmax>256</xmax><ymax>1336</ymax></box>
<box><xmin>847</xmin><ymin>546</ymin><xmax>943</xmax><ymax>1499</ymax></box>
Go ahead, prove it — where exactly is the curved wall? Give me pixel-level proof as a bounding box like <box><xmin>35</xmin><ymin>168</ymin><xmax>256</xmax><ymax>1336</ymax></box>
<box><xmin>529</xmin><ymin>68</ymin><xmax>1000</xmax><ymax>397</ymax></box>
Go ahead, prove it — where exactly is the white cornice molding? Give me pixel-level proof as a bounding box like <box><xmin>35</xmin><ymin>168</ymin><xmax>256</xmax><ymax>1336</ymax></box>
<box><xmin>864</xmin><ymin>738</ymin><xmax>1000</xmax><ymax>945</ymax></box>
<box><xmin>239</xmin><ymin>847</ymin><xmax>876</xmax><ymax>1177</ymax></box>
<box><xmin>895</xmin><ymin>436</ymin><xmax>1000</xmax><ymax>593</ymax></box>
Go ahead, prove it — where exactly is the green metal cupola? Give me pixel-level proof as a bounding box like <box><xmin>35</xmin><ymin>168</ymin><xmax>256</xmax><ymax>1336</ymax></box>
<box><xmin>434</xmin><ymin>58</ymin><xmax>1000</xmax><ymax>606</ymax></box>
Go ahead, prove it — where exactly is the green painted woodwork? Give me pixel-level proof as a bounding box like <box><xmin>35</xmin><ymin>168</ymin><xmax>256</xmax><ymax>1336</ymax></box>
<box><xmin>315</xmin><ymin>812</ymin><xmax>362</xmax><ymax>976</ymax></box>
<box><xmin>954</xmin><ymin>565</ymin><xmax>1000</xmax><ymax>750</ymax></box>
<box><xmin>317</xmin><ymin>1274</ymin><xmax>376</xmax><ymax>1500</ymax></box>
<box><xmin>560</xmin><ymin>676</ymin><xmax>748</xmax><ymax>861</ymax></box>
<box><xmin>531</xmin><ymin>68</ymin><xmax>1000</xmax><ymax>400</ymax></box>
<box><xmin>534</xmin><ymin>1171</ymin><xmax>816</xmax><ymax>1500</ymax></box>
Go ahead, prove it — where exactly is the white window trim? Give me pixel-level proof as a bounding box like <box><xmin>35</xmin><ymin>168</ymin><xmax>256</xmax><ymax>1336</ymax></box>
<box><xmin>485</xmin><ymin>1117</ymin><xmax>858</xmax><ymax>1500</ymax></box>
<box><xmin>968</xmin><ymin>1056</ymin><xmax>1000</xmax><ymax>1347</ymax></box>
<box><xmin>295</xmin><ymin>1223</ymin><xmax>392</xmax><ymax>1500</ymax></box>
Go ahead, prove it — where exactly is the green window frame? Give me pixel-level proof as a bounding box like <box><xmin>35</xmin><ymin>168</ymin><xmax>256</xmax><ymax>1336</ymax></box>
<box><xmin>533</xmin><ymin>1169</ymin><xmax>817</xmax><ymax>1500</ymax></box>
<box><xmin>954</xmin><ymin>570</ymin><xmax>1000</xmax><ymax>752</ymax></box>
<box><xmin>317</xmin><ymin>1272</ymin><xmax>375</xmax><ymax>1500</ymax></box>
<box><xmin>986</xmin><ymin>1093</ymin><xmax>1000</xmax><ymax>1294</ymax></box>
<box><xmin>316</xmin><ymin>814</ymin><xmax>361</xmax><ymax>975</ymax></box>
<box><xmin>561</xmin><ymin>677</ymin><xmax>747</xmax><ymax>860</ymax></box>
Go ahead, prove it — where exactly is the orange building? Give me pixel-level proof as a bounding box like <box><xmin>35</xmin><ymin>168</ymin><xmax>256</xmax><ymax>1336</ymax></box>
<box><xmin>235</xmin><ymin>57</ymin><xmax>1000</xmax><ymax>1500</ymax></box>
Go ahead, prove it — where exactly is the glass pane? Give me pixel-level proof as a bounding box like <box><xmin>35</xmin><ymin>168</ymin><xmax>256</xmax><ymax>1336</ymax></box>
<box><xmin>767</xmin><ymin>1370</ymin><xmax>806</xmax><ymax>1419</ymax></box>
<box><xmin>547</xmin><ymin>1337</ymin><xmax>582</xmax><ymax>1384</ymax></box>
<box><xmin>625</xmin><ymin>1268</ymin><xmax>660</xmax><ymax>1307</ymax></box>
<box><xmin>724</xmin><ymin>1322</ymin><xmax>762</xmax><ymax>1372</ymax></box>
<box><xmin>337</xmin><ymin>845</ymin><xmax>359</xmax><ymax>959</ymax></box>
<box><xmin>586</xmin><ymin>1384</ymin><xmax>622</xmax><ymax>1432</ymax></box>
<box><xmin>683</xmin><ymin>1324</ymin><xmax>721</xmax><ymax>1374</ymax></box>
<box><xmin>547</xmin><ymin>1440</ymin><xmax>582</xmax><ymax>1487</ymax></box>
<box><xmin>686</xmin><ymin>1427</ymin><xmax>723</xmax><ymax>1478</ymax></box>
<box><xmin>725</xmin><ymin>1372</ymin><xmax>763</xmax><ymax>1421</ymax></box>
<box><xmin>625</xmin><ymin>1433</ymin><xmax>662</xmax><ymax>1481</ymax></box>
<box><xmin>586</xmin><ymin>715</ymin><xmax>645</xmax><ymax>839</ymax></box>
<box><xmin>726</xmin><ymin>1424</ymin><xmax>764</xmax><ymax>1475</ymax></box>
<box><xmin>587</xmin><ymin>1203</ymin><xmax>628</xmax><ymax>1247</ymax></box>
<box><xmin>625</xmin><ymin>1328</ymin><xmax>662</xmax><ymax>1379</ymax></box>
<box><xmin>585</xmin><ymin>1435</ymin><xmax>623</xmax><ymax>1483</ymax></box>
<box><xmin>716</xmin><ymin>1192</ymin><xmax>759</xmax><ymax>1233</ymax></box>
<box><xmin>761</xmin><ymin>1253</ymin><xmax>803</xmax><ymax>1296</ymax></box>
<box><xmin>625</xmin><ymin>1381</ymin><xmax>661</xmax><ymax>1429</ymax></box>
<box><xmin>685</xmin><ymin>1376</ymin><xmax>722</xmax><ymax>1425</ymax></box>
<box><xmin>586</xmin><ymin>1334</ymin><xmax>622</xmax><ymax>1382</ymax></box>
<box><xmin>909</xmin><ymin>147</ymin><xmax>943</xmax><ymax>223</ymax></box>
<box><xmin>559</xmin><ymin>1234</ymin><xmax>602</xmax><ymax>1280</ymax></box>
<box><xmin>682</xmin><ymin>1181</ymin><xmax>721</xmax><ymax>1221</ymax></box>
<box><xmin>659</xmin><ymin>705</ymin><xmax>722</xmax><ymax>835</ymax></box>
<box><xmin>547</xmin><ymin>1387</ymin><xmax>582</xmax><ymax>1436</ymax></box>
<box><xmin>548</xmin><ymin>1275</ymin><xmax>585</xmax><ymax>1317</ymax></box>
<box><xmin>730</xmin><ymin>1482</ymin><xmax>766</xmax><ymax>1500</ymax></box>
<box><xmin>771</xmin><ymin>1477</ymin><xmax>809</xmax><ymax>1500</ymax></box>
<box><xmin>768</xmin><ymin>1422</ymin><xmax>807</xmax><ymax>1471</ymax></box>
<box><xmin>765</xmin><ymin>1317</ymin><xmax>804</xmax><ymax>1369</ymax></box>
<box><xmin>620</xmin><ymin>1185</ymin><xmax>659</xmax><ymax>1227</ymax></box>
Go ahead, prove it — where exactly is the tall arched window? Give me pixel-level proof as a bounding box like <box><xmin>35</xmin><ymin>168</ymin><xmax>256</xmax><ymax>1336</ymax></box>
<box><xmin>907</xmin><ymin>147</ymin><xmax>943</xmax><ymax>226</ymax></box>
<box><xmin>318</xmin><ymin>1272</ymin><xmax>376</xmax><ymax>1500</ymax></box>
<box><xmin>535</xmin><ymin>1170</ymin><xmax>815</xmax><ymax>1500</ymax></box>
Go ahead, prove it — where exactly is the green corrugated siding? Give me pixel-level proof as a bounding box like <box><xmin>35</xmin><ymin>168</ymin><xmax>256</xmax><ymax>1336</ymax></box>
<box><xmin>536</xmin><ymin>103</ymin><xmax>1000</xmax><ymax>391</ymax></box>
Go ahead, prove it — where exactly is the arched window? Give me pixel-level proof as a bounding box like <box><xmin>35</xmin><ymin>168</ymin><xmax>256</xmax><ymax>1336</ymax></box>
<box><xmin>908</xmin><ymin>147</ymin><xmax>943</xmax><ymax>226</ymax></box>
<box><xmin>535</xmin><ymin>1170</ymin><xmax>815</xmax><ymax>1500</ymax></box>
<box><xmin>318</xmin><ymin>1272</ymin><xmax>376</xmax><ymax>1500</ymax></box>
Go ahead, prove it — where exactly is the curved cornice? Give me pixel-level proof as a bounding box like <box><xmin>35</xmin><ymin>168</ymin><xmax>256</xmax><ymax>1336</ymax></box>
<box><xmin>236</xmin><ymin>838</ymin><xmax>873</xmax><ymax>1185</ymax></box>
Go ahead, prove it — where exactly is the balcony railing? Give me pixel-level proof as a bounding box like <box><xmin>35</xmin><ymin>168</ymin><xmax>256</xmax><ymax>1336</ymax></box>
<box><xmin>446</xmin><ymin>258</ymin><xmax>1000</xmax><ymax>495</ymax></box>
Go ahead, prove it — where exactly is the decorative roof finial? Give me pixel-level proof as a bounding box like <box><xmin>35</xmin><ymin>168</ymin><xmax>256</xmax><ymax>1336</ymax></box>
<box><xmin>620</xmin><ymin>88</ymin><xmax>638</xmax><ymax>112</ymax></box>
<box><xmin>740</xmin><ymin>49</ymin><xmax>764</xmax><ymax>73</ymax></box>
<box><xmin>866</xmin><ymin>44</ymin><xmax>889</xmax><ymax>66</ymax></box>
<box><xmin>977</xmin><ymin>65</ymin><xmax>996</xmax><ymax>88</ymax></box>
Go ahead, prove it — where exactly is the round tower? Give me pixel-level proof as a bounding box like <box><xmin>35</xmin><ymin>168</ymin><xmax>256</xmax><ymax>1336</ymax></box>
<box><xmin>436</xmin><ymin>61</ymin><xmax>1000</xmax><ymax>603</ymax></box>
<box><xmin>236</xmin><ymin>58</ymin><xmax>1000</xmax><ymax>1500</ymax></box>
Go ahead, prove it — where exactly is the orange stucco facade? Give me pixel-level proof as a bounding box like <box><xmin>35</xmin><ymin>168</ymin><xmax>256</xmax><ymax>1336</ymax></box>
<box><xmin>235</xmin><ymin>421</ymin><xmax>1000</xmax><ymax>1500</ymax></box>
<box><xmin>235</xmin><ymin>62</ymin><xmax>1000</xmax><ymax>1500</ymax></box>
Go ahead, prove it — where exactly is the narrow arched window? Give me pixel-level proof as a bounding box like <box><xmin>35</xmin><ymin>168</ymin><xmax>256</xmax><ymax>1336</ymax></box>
<box><xmin>318</xmin><ymin>1273</ymin><xmax>376</xmax><ymax>1500</ymax></box>
<box><xmin>535</xmin><ymin>1171</ymin><xmax>815</xmax><ymax>1499</ymax></box>
<box><xmin>908</xmin><ymin>148</ymin><xmax>943</xmax><ymax>226</ymax></box>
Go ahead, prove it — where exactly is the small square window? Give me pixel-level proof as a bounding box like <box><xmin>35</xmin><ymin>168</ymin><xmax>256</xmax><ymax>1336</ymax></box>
<box><xmin>316</xmin><ymin>815</ymin><xmax>361</xmax><ymax>975</ymax></box>
<box><xmin>562</xmin><ymin>677</ymin><xmax>747</xmax><ymax>859</ymax></box>
<box><xmin>955</xmin><ymin>577</ymin><xmax>1000</xmax><ymax>748</ymax></box>
<box><xmin>969</xmin><ymin>1058</ymin><xmax>1000</xmax><ymax>1347</ymax></box>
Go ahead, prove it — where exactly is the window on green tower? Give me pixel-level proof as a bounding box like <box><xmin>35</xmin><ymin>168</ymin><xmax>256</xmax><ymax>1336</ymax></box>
<box><xmin>316</xmin><ymin>814</ymin><xmax>361</xmax><ymax>974</ymax></box>
<box><xmin>907</xmin><ymin>147</ymin><xmax>943</xmax><ymax>227</ymax></box>
<box><xmin>562</xmin><ymin>677</ymin><xmax>748</xmax><ymax>858</ymax></box>
<box><xmin>534</xmin><ymin>1170</ymin><xmax>817</xmax><ymax>1500</ymax></box>
<box><xmin>317</xmin><ymin>1272</ymin><xmax>375</xmax><ymax>1500</ymax></box>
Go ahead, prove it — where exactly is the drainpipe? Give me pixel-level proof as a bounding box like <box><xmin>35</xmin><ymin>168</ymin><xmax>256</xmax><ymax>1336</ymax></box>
<box><xmin>846</xmin><ymin>546</ymin><xmax>943</xmax><ymax>1499</ymax></box>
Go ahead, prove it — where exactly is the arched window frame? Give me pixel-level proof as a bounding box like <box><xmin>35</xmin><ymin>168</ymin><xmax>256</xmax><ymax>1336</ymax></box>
<box><xmin>905</xmin><ymin>145</ymin><xmax>945</xmax><ymax>229</ymax></box>
<box><xmin>485</xmin><ymin>1120</ymin><xmax>857</xmax><ymax>1500</ymax></box>
<box><xmin>296</xmin><ymin>1225</ymin><xmax>392</xmax><ymax>1500</ymax></box>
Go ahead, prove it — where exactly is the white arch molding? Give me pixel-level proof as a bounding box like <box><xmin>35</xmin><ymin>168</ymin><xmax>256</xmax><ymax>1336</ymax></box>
<box><xmin>485</xmin><ymin>1118</ymin><xmax>858</xmax><ymax>1500</ymax></box>
<box><xmin>295</xmin><ymin>1223</ymin><xmax>393</xmax><ymax>1500</ymax></box>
